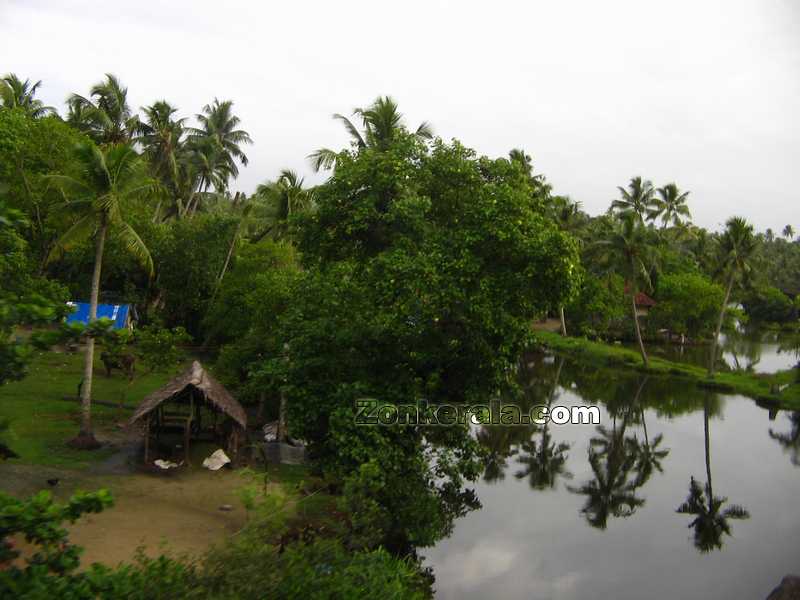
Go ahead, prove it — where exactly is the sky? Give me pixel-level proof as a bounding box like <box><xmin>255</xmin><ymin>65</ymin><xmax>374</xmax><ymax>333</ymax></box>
<box><xmin>1</xmin><ymin>0</ymin><xmax>798</xmax><ymax>232</ymax></box>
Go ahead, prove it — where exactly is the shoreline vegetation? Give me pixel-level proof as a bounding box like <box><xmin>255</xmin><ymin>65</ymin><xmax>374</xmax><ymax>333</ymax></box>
<box><xmin>533</xmin><ymin>331</ymin><xmax>800</xmax><ymax>410</ymax></box>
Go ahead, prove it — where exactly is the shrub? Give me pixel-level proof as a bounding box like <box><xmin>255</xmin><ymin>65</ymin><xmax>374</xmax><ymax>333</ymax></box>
<box><xmin>135</xmin><ymin>324</ymin><xmax>191</xmax><ymax>372</ymax></box>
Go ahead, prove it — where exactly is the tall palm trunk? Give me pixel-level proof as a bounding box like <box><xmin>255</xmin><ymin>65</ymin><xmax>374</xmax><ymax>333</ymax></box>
<box><xmin>559</xmin><ymin>306</ymin><xmax>567</xmax><ymax>336</ymax></box>
<box><xmin>75</xmin><ymin>215</ymin><xmax>107</xmax><ymax>447</ymax></box>
<box><xmin>709</xmin><ymin>273</ymin><xmax>734</xmax><ymax>377</ymax></box>
<box><xmin>630</xmin><ymin>287</ymin><xmax>649</xmax><ymax>368</ymax></box>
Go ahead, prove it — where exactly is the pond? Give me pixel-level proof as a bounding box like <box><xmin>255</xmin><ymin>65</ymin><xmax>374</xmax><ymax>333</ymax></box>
<box><xmin>424</xmin><ymin>354</ymin><xmax>800</xmax><ymax>599</ymax></box>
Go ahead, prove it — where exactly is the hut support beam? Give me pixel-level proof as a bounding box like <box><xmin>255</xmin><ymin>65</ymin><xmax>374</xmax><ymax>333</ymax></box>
<box><xmin>144</xmin><ymin>415</ymin><xmax>150</xmax><ymax>464</ymax></box>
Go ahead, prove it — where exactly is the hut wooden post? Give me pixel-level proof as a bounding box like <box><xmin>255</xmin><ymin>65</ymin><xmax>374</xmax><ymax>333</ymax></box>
<box><xmin>144</xmin><ymin>414</ymin><xmax>150</xmax><ymax>463</ymax></box>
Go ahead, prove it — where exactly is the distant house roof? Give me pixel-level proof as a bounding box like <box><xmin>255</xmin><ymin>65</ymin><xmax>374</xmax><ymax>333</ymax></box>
<box><xmin>623</xmin><ymin>284</ymin><xmax>657</xmax><ymax>308</ymax></box>
<box><xmin>634</xmin><ymin>292</ymin><xmax>657</xmax><ymax>307</ymax></box>
<box><xmin>66</xmin><ymin>302</ymin><xmax>133</xmax><ymax>330</ymax></box>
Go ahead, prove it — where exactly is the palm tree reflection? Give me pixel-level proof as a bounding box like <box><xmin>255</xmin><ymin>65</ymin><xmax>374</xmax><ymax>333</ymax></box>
<box><xmin>568</xmin><ymin>377</ymin><xmax>652</xmax><ymax>529</ymax></box>
<box><xmin>676</xmin><ymin>393</ymin><xmax>750</xmax><ymax>552</ymax></box>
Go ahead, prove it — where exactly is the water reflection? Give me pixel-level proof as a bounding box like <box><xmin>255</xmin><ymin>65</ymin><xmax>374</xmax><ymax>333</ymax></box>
<box><xmin>633</xmin><ymin>327</ymin><xmax>800</xmax><ymax>374</ymax></box>
<box><xmin>442</xmin><ymin>352</ymin><xmax>800</xmax><ymax>599</ymax></box>
<box><xmin>676</xmin><ymin>394</ymin><xmax>750</xmax><ymax>552</ymax></box>
<box><xmin>769</xmin><ymin>411</ymin><xmax>800</xmax><ymax>467</ymax></box>
<box><xmin>515</xmin><ymin>357</ymin><xmax>573</xmax><ymax>490</ymax></box>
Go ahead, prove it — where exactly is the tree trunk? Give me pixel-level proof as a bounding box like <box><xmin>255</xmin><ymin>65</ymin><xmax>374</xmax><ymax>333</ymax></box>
<box><xmin>709</xmin><ymin>273</ymin><xmax>734</xmax><ymax>377</ymax></box>
<box><xmin>151</xmin><ymin>197</ymin><xmax>163</xmax><ymax>223</ymax></box>
<box><xmin>631</xmin><ymin>289</ymin><xmax>649</xmax><ymax>368</ymax></box>
<box><xmin>559</xmin><ymin>306</ymin><xmax>567</xmax><ymax>336</ymax></box>
<box><xmin>277</xmin><ymin>391</ymin><xmax>288</xmax><ymax>443</ymax></box>
<box><xmin>72</xmin><ymin>215</ymin><xmax>107</xmax><ymax>449</ymax></box>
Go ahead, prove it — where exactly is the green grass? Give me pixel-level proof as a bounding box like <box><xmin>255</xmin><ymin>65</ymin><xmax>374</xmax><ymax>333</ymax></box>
<box><xmin>0</xmin><ymin>350</ymin><xmax>177</xmax><ymax>468</ymax></box>
<box><xmin>534</xmin><ymin>331</ymin><xmax>800</xmax><ymax>410</ymax></box>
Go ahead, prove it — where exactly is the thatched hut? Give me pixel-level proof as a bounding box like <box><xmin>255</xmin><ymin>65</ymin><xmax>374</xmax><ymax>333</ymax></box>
<box><xmin>128</xmin><ymin>361</ymin><xmax>247</xmax><ymax>465</ymax></box>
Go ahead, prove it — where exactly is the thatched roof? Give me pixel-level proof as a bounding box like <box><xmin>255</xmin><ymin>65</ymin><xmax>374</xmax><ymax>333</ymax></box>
<box><xmin>128</xmin><ymin>361</ymin><xmax>247</xmax><ymax>429</ymax></box>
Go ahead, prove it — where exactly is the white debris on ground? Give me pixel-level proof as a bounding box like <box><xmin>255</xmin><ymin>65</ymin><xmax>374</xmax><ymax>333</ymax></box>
<box><xmin>154</xmin><ymin>459</ymin><xmax>180</xmax><ymax>469</ymax></box>
<box><xmin>202</xmin><ymin>449</ymin><xmax>231</xmax><ymax>470</ymax></box>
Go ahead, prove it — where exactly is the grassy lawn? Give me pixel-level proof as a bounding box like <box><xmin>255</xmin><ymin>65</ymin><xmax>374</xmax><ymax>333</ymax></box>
<box><xmin>0</xmin><ymin>349</ymin><xmax>177</xmax><ymax>468</ymax></box>
<box><xmin>535</xmin><ymin>331</ymin><xmax>800</xmax><ymax>410</ymax></box>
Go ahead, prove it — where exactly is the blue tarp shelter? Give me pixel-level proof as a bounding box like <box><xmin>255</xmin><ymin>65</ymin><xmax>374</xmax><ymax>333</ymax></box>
<box><xmin>66</xmin><ymin>302</ymin><xmax>135</xmax><ymax>330</ymax></box>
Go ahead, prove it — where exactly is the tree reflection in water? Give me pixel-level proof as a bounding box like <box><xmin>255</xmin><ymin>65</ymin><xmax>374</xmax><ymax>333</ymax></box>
<box><xmin>676</xmin><ymin>393</ymin><xmax>750</xmax><ymax>552</ymax></box>
<box><xmin>515</xmin><ymin>357</ymin><xmax>573</xmax><ymax>489</ymax></box>
<box><xmin>568</xmin><ymin>376</ymin><xmax>657</xmax><ymax>529</ymax></box>
<box><xmin>769</xmin><ymin>411</ymin><xmax>800</xmax><ymax>467</ymax></box>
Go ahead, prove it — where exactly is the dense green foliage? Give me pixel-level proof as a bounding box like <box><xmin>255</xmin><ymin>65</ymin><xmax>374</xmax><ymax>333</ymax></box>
<box><xmin>648</xmin><ymin>273</ymin><xmax>725</xmax><ymax>338</ymax></box>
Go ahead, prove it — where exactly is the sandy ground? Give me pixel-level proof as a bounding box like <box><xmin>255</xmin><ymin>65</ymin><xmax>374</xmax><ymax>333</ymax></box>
<box><xmin>1</xmin><ymin>453</ymin><xmax>250</xmax><ymax>567</ymax></box>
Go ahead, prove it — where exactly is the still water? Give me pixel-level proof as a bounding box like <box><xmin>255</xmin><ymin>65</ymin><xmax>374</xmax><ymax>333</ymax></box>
<box><xmin>637</xmin><ymin>328</ymin><xmax>799</xmax><ymax>374</ymax></box>
<box><xmin>424</xmin><ymin>355</ymin><xmax>800</xmax><ymax>599</ymax></box>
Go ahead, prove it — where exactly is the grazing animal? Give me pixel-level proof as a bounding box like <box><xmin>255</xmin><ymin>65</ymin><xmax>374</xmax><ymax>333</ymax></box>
<box><xmin>46</xmin><ymin>478</ymin><xmax>60</xmax><ymax>487</ymax></box>
<box><xmin>100</xmin><ymin>352</ymin><xmax>136</xmax><ymax>380</ymax></box>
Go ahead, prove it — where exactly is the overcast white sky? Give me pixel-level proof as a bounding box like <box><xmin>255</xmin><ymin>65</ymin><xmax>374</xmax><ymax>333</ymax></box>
<box><xmin>1</xmin><ymin>0</ymin><xmax>798</xmax><ymax>232</ymax></box>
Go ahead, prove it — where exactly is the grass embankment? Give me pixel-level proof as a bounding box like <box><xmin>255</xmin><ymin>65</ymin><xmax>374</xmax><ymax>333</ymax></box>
<box><xmin>0</xmin><ymin>350</ymin><xmax>175</xmax><ymax>467</ymax></box>
<box><xmin>534</xmin><ymin>331</ymin><xmax>800</xmax><ymax>410</ymax></box>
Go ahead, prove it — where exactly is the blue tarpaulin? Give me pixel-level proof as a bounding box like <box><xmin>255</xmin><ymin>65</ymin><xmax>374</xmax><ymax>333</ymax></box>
<box><xmin>66</xmin><ymin>302</ymin><xmax>132</xmax><ymax>330</ymax></box>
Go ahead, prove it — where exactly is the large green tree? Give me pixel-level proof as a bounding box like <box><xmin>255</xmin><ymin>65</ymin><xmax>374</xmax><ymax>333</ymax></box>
<box><xmin>48</xmin><ymin>142</ymin><xmax>157</xmax><ymax>447</ymax></box>
<box><xmin>255</xmin><ymin>132</ymin><xmax>580</xmax><ymax>550</ymax></box>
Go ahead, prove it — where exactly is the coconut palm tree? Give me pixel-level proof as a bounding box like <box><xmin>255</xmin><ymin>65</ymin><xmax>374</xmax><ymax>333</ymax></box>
<box><xmin>0</xmin><ymin>73</ymin><xmax>56</xmax><ymax>118</ymax></box>
<box><xmin>611</xmin><ymin>176</ymin><xmax>656</xmax><ymax>223</ymax></box>
<box><xmin>708</xmin><ymin>217</ymin><xmax>758</xmax><ymax>376</ymax></box>
<box><xmin>592</xmin><ymin>213</ymin><xmax>659</xmax><ymax>367</ymax></box>
<box><xmin>251</xmin><ymin>169</ymin><xmax>315</xmax><ymax>241</ymax></box>
<box><xmin>649</xmin><ymin>183</ymin><xmax>691</xmax><ymax>229</ymax></box>
<box><xmin>783</xmin><ymin>224</ymin><xmax>795</xmax><ymax>241</ymax></box>
<box><xmin>551</xmin><ymin>196</ymin><xmax>584</xmax><ymax>335</ymax></box>
<box><xmin>676</xmin><ymin>394</ymin><xmax>749</xmax><ymax>552</ymax></box>
<box><xmin>67</xmin><ymin>74</ymin><xmax>141</xmax><ymax>144</ymax></box>
<box><xmin>138</xmin><ymin>101</ymin><xmax>188</xmax><ymax>221</ymax></box>
<box><xmin>188</xmin><ymin>98</ymin><xmax>252</xmax><ymax>187</ymax></box>
<box><xmin>309</xmin><ymin>96</ymin><xmax>433</xmax><ymax>172</ymax></box>
<box><xmin>47</xmin><ymin>142</ymin><xmax>157</xmax><ymax>447</ymax></box>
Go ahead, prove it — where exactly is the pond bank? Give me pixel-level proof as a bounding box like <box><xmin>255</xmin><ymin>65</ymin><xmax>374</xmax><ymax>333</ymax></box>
<box><xmin>533</xmin><ymin>331</ymin><xmax>800</xmax><ymax>410</ymax></box>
